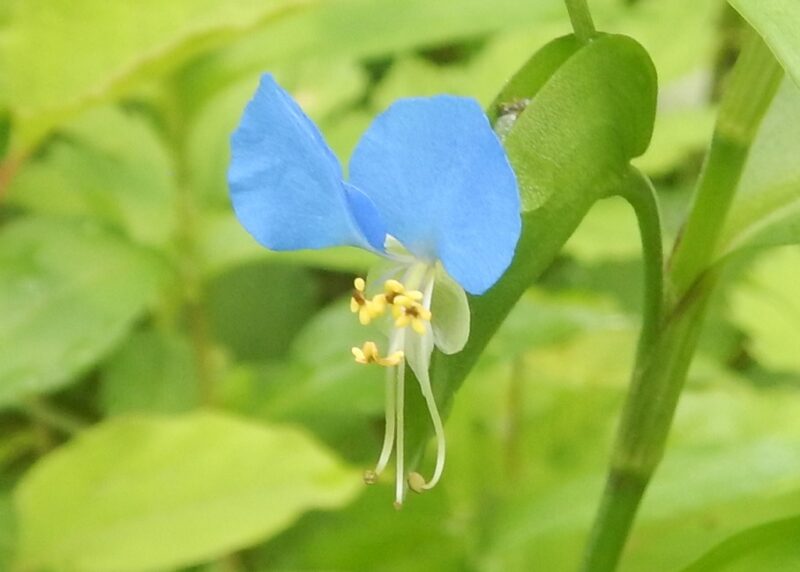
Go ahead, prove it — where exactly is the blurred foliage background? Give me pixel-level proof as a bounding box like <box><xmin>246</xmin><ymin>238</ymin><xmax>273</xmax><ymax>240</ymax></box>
<box><xmin>0</xmin><ymin>0</ymin><xmax>798</xmax><ymax>571</ymax></box>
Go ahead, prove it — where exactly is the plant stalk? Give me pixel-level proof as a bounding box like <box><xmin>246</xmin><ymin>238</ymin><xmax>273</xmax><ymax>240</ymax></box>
<box><xmin>163</xmin><ymin>89</ymin><xmax>217</xmax><ymax>404</ymax></box>
<box><xmin>580</xmin><ymin>29</ymin><xmax>783</xmax><ymax>572</ymax></box>
<box><xmin>668</xmin><ymin>31</ymin><xmax>783</xmax><ymax>298</ymax></box>
<box><xmin>580</xmin><ymin>284</ymin><xmax>711</xmax><ymax>572</ymax></box>
<box><xmin>564</xmin><ymin>0</ymin><xmax>597</xmax><ymax>43</ymax></box>
<box><xmin>615</xmin><ymin>167</ymin><xmax>664</xmax><ymax>359</ymax></box>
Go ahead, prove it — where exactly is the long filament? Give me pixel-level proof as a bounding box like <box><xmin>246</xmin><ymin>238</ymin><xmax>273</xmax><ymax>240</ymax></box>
<box><xmin>373</xmin><ymin>365</ymin><xmax>396</xmax><ymax>476</ymax></box>
<box><xmin>416</xmin><ymin>273</ymin><xmax>446</xmax><ymax>489</ymax></box>
<box><xmin>394</xmin><ymin>355</ymin><xmax>405</xmax><ymax>508</ymax></box>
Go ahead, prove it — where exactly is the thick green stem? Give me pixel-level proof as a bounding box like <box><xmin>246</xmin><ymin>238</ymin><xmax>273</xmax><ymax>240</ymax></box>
<box><xmin>581</xmin><ymin>283</ymin><xmax>712</xmax><ymax>572</ymax></box>
<box><xmin>581</xmin><ymin>29</ymin><xmax>783</xmax><ymax>572</ymax></box>
<box><xmin>669</xmin><ymin>31</ymin><xmax>783</xmax><ymax>298</ymax></box>
<box><xmin>564</xmin><ymin>0</ymin><xmax>596</xmax><ymax>43</ymax></box>
<box><xmin>163</xmin><ymin>90</ymin><xmax>216</xmax><ymax>404</ymax></box>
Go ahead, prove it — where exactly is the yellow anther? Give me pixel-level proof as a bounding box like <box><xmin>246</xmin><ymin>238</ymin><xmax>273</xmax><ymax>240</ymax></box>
<box><xmin>408</xmin><ymin>472</ymin><xmax>427</xmax><ymax>493</ymax></box>
<box><xmin>352</xmin><ymin>341</ymin><xmax>404</xmax><ymax>367</ymax></box>
<box><xmin>383</xmin><ymin>279</ymin><xmax>406</xmax><ymax>304</ymax></box>
<box><xmin>391</xmin><ymin>295</ymin><xmax>432</xmax><ymax>335</ymax></box>
<box><xmin>350</xmin><ymin>277</ymin><xmax>385</xmax><ymax>325</ymax></box>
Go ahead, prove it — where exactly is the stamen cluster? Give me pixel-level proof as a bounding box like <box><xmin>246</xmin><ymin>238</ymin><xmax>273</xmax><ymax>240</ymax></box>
<box><xmin>349</xmin><ymin>278</ymin><xmax>431</xmax><ymax>362</ymax></box>
<box><xmin>348</xmin><ymin>273</ymin><xmax>440</xmax><ymax>508</ymax></box>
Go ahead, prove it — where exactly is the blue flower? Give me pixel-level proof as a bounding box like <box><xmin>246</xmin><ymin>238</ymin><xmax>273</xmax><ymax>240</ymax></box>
<box><xmin>229</xmin><ymin>74</ymin><xmax>521</xmax><ymax>506</ymax></box>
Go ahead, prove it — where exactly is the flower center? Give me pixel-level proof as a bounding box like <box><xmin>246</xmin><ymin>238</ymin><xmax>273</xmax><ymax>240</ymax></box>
<box><xmin>348</xmin><ymin>267</ymin><xmax>445</xmax><ymax>507</ymax></box>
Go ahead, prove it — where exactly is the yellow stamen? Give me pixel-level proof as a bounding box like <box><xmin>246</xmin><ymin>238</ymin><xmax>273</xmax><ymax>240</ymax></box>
<box><xmin>350</xmin><ymin>277</ymin><xmax>386</xmax><ymax>325</ymax></box>
<box><xmin>390</xmin><ymin>294</ymin><xmax>431</xmax><ymax>334</ymax></box>
<box><xmin>383</xmin><ymin>279</ymin><xmax>406</xmax><ymax>304</ymax></box>
<box><xmin>352</xmin><ymin>341</ymin><xmax>404</xmax><ymax>367</ymax></box>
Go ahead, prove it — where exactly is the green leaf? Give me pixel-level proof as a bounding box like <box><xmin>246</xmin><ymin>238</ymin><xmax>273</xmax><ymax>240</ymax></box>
<box><xmin>729</xmin><ymin>0</ymin><xmax>800</xmax><ymax>88</ymax></box>
<box><xmin>719</xmin><ymin>79</ymin><xmax>800</xmax><ymax>258</ymax></box>
<box><xmin>504</xmin><ymin>35</ymin><xmax>656</xmax><ymax>211</ymax></box>
<box><xmin>253</xmin><ymin>482</ymin><xmax>463</xmax><ymax>572</ymax></box>
<box><xmin>0</xmin><ymin>218</ymin><xmax>165</xmax><ymax>408</ymax></box>
<box><xmin>217</xmin><ymin>296</ymin><xmax>386</xmax><ymax>462</ymax></box>
<box><xmin>0</xmin><ymin>0</ymin><xmax>310</xmax><ymax>146</ymax></box>
<box><xmin>7</xmin><ymin>106</ymin><xmax>176</xmax><ymax>247</ymax></box>
<box><xmin>100</xmin><ymin>331</ymin><xmax>200</xmax><ymax>416</ymax></box>
<box><xmin>680</xmin><ymin>515</ymin><xmax>800</xmax><ymax>572</ymax></box>
<box><xmin>14</xmin><ymin>412</ymin><xmax>360</xmax><ymax>572</ymax></box>
<box><xmin>729</xmin><ymin>246</ymin><xmax>800</xmax><ymax>373</ymax></box>
<box><xmin>409</xmin><ymin>33</ymin><xmax>657</xmax><ymax>453</ymax></box>
<box><xmin>206</xmin><ymin>262</ymin><xmax>319</xmax><ymax>361</ymax></box>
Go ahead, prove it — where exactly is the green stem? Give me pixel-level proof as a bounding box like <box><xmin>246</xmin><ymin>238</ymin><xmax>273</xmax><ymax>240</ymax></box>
<box><xmin>669</xmin><ymin>31</ymin><xmax>783</xmax><ymax>298</ymax></box>
<box><xmin>581</xmin><ymin>282</ymin><xmax>713</xmax><ymax>572</ymax></box>
<box><xmin>564</xmin><ymin>0</ymin><xmax>596</xmax><ymax>43</ymax></box>
<box><xmin>163</xmin><ymin>89</ymin><xmax>216</xmax><ymax>404</ymax></box>
<box><xmin>615</xmin><ymin>167</ymin><xmax>664</xmax><ymax>359</ymax></box>
<box><xmin>580</xmin><ymin>29</ymin><xmax>783</xmax><ymax>572</ymax></box>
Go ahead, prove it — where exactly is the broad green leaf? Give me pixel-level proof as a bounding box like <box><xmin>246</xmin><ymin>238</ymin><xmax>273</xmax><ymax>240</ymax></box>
<box><xmin>7</xmin><ymin>106</ymin><xmax>176</xmax><ymax>246</ymax></box>
<box><xmin>680</xmin><ymin>515</ymin><xmax>800</xmax><ymax>572</ymax></box>
<box><xmin>730</xmin><ymin>0</ymin><xmax>800</xmax><ymax>88</ymax></box>
<box><xmin>719</xmin><ymin>79</ymin><xmax>800</xmax><ymax>258</ymax></box>
<box><xmin>253</xmin><ymin>481</ymin><xmax>463</xmax><ymax>572</ymax></box>
<box><xmin>504</xmin><ymin>35</ymin><xmax>655</xmax><ymax>211</ymax></box>
<box><xmin>14</xmin><ymin>412</ymin><xmax>360</xmax><ymax>572</ymax></box>
<box><xmin>100</xmin><ymin>331</ymin><xmax>200</xmax><ymax>416</ymax></box>
<box><xmin>206</xmin><ymin>262</ymin><xmax>319</xmax><ymax>361</ymax></box>
<box><xmin>729</xmin><ymin>246</ymin><xmax>800</xmax><ymax>372</ymax></box>
<box><xmin>408</xmin><ymin>33</ymin><xmax>657</xmax><ymax>455</ymax></box>
<box><xmin>0</xmin><ymin>218</ymin><xmax>164</xmax><ymax>408</ymax></box>
<box><xmin>0</xmin><ymin>0</ymin><xmax>310</xmax><ymax>146</ymax></box>
<box><xmin>216</xmin><ymin>296</ymin><xmax>386</xmax><ymax>462</ymax></box>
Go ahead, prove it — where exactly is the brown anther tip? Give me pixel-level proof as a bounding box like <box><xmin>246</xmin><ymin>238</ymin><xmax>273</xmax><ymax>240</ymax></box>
<box><xmin>363</xmin><ymin>470</ymin><xmax>378</xmax><ymax>485</ymax></box>
<box><xmin>393</xmin><ymin>500</ymin><xmax>403</xmax><ymax>511</ymax></box>
<box><xmin>408</xmin><ymin>472</ymin><xmax>427</xmax><ymax>493</ymax></box>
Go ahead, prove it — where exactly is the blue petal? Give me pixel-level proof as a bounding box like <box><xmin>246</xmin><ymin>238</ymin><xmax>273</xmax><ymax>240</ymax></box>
<box><xmin>344</xmin><ymin>184</ymin><xmax>387</xmax><ymax>251</ymax></box>
<box><xmin>228</xmin><ymin>74</ymin><xmax>381</xmax><ymax>251</ymax></box>
<box><xmin>348</xmin><ymin>96</ymin><xmax>521</xmax><ymax>294</ymax></box>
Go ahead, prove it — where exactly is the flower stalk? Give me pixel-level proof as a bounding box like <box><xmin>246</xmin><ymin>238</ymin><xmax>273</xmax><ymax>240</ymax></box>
<box><xmin>564</xmin><ymin>0</ymin><xmax>597</xmax><ymax>43</ymax></box>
